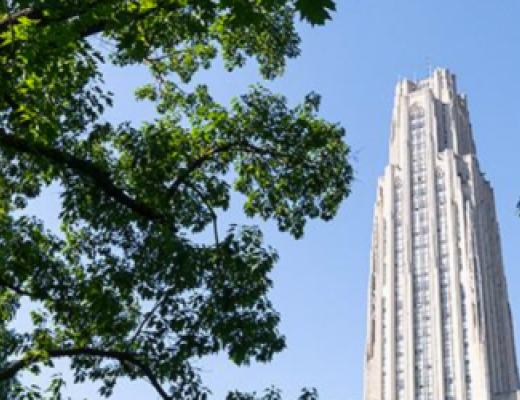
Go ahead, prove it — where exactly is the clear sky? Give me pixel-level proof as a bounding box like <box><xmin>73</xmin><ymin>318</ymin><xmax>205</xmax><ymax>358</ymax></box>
<box><xmin>25</xmin><ymin>1</ymin><xmax>520</xmax><ymax>399</ymax></box>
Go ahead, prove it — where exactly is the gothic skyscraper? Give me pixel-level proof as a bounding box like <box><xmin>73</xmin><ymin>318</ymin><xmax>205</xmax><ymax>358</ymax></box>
<box><xmin>364</xmin><ymin>69</ymin><xmax>520</xmax><ymax>400</ymax></box>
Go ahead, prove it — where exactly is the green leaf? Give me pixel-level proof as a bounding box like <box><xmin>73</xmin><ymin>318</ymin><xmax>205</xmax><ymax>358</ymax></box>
<box><xmin>295</xmin><ymin>0</ymin><xmax>337</xmax><ymax>25</ymax></box>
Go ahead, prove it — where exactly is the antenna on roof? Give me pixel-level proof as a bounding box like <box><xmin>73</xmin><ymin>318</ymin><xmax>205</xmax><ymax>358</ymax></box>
<box><xmin>426</xmin><ymin>56</ymin><xmax>433</xmax><ymax>76</ymax></box>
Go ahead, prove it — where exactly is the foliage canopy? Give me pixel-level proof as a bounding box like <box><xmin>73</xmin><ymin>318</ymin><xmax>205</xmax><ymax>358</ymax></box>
<box><xmin>0</xmin><ymin>0</ymin><xmax>351</xmax><ymax>398</ymax></box>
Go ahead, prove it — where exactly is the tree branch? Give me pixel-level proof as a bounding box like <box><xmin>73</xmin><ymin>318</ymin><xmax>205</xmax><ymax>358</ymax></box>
<box><xmin>0</xmin><ymin>347</ymin><xmax>171</xmax><ymax>400</ymax></box>
<box><xmin>167</xmin><ymin>143</ymin><xmax>235</xmax><ymax>197</ymax></box>
<box><xmin>0</xmin><ymin>276</ymin><xmax>33</xmax><ymax>297</ymax></box>
<box><xmin>0</xmin><ymin>0</ymin><xmax>180</xmax><ymax>41</ymax></box>
<box><xmin>167</xmin><ymin>141</ymin><xmax>283</xmax><ymax>197</ymax></box>
<box><xmin>128</xmin><ymin>183</ymin><xmax>220</xmax><ymax>348</ymax></box>
<box><xmin>188</xmin><ymin>182</ymin><xmax>219</xmax><ymax>247</ymax></box>
<box><xmin>0</xmin><ymin>128</ymin><xmax>167</xmax><ymax>223</ymax></box>
<box><xmin>0</xmin><ymin>8</ymin><xmax>41</xmax><ymax>30</ymax></box>
<box><xmin>127</xmin><ymin>287</ymin><xmax>176</xmax><ymax>349</ymax></box>
<box><xmin>0</xmin><ymin>1</ymin><xmax>104</xmax><ymax>35</ymax></box>
<box><xmin>0</xmin><ymin>0</ymin><xmax>108</xmax><ymax>33</ymax></box>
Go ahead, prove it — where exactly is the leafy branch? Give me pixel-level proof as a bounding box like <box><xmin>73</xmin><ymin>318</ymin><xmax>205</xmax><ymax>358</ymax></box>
<box><xmin>0</xmin><ymin>127</ymin><xmax>167</xmax><ymax>223</ymax></box>
<box><xmin>0</xmin><ymin>347</ymin><xmax>171</xmax><ymax>400</ymax></box>
<box><xmin>168</xmin><ymin>141</ymin><xmax>284</xmax><ymax>197</ymax></box>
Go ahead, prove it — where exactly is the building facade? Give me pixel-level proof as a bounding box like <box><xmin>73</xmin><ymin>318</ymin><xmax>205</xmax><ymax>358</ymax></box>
<box><xmin>364</xmin><ymin>69</ymin><xmax>520</xmax><ymax>400</ymax></box>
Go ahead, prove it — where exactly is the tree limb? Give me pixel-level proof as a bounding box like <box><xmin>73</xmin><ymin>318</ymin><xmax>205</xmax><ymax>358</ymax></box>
<box><xmin>0</xmin><ymin>347</ymin><xmax>172</xmax><ymax>400</ymax></box>
<box><xmin>128</xmin><ymin>183</ymin><xmax>219</xmax><ymax>348</ymax></box>
<box><xmin>0</xmin><ymin>1</ymin><xmax>105</xmax><ymax>34</ymax></box>
<box><xmin>0</xmin><ymin>128</ymin><xmax>167</xmax><ymax>223</ymax></box>
<box><xmin>167</xmin><ymin>141</ymin><xmax>283</xmax><ymax>197</ymax></box>
<box><xmin>0</xmin><ymin>276</ymin><xmax>33</xmax><ymax>297</ymax></box>
<box><xmin>167</xmin><ymin>143</ymin><xmax>235</xmax><ymax>197</ymax></box>
<box><xmin>0</xmin><ymin>0</ymin><xmax>180</xmax><ymax>40</ymax></box>
<box><xmin>188</xmin><ymin>182</ymin><xmax>219</xmax><ymax>246</ymax></box>
<box><xmin>0</xmin><ymin>0</ymin><xmax>109</xmax><ymax>33</ymax></box>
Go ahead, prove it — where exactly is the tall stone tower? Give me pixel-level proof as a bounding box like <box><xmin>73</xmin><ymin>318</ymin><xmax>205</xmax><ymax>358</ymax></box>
<box><xmin>364</xmin><ymin>69</ymin><xmax>520</xmax><ymax>400</ymax></box>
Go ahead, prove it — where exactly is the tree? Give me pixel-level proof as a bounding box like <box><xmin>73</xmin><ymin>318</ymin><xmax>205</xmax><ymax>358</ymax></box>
<box><xmin>0</xmin><ymin>0</ymin><xmax>352</xmax><ymax>398</ymax></box>
<box><xmin>0</xmin><ymin>327</ymin><xmax>19</xmax><ymax>398</ymax></box>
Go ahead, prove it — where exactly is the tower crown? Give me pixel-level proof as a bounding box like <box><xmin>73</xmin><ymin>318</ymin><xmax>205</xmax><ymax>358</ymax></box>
<box><xmin>389</xmin><ymin>68</ymin><xmax>476</xmax><ymax>168</ymax></box>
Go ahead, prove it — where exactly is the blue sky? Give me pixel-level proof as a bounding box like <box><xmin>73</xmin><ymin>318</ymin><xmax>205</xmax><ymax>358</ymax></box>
<box><xmin>25</xmin><ymin>1</ymin><xmax>520</xmax><ymax>399</ymax></box>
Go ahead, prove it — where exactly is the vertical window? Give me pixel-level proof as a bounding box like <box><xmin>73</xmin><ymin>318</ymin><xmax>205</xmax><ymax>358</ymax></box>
<box><xmin>409</xmin><ymin>105</ymin><xmax>433</xmax><ymax>400</ymax></box>
<box><xmin>394</xmin><ymin>179</ymin><xmax>405</xmax><ymax>400</ymax></box>
<box><xmin>436</xmin><ymin>169</ymin><xmax>455</xmax><ymax>400</ymax></box>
